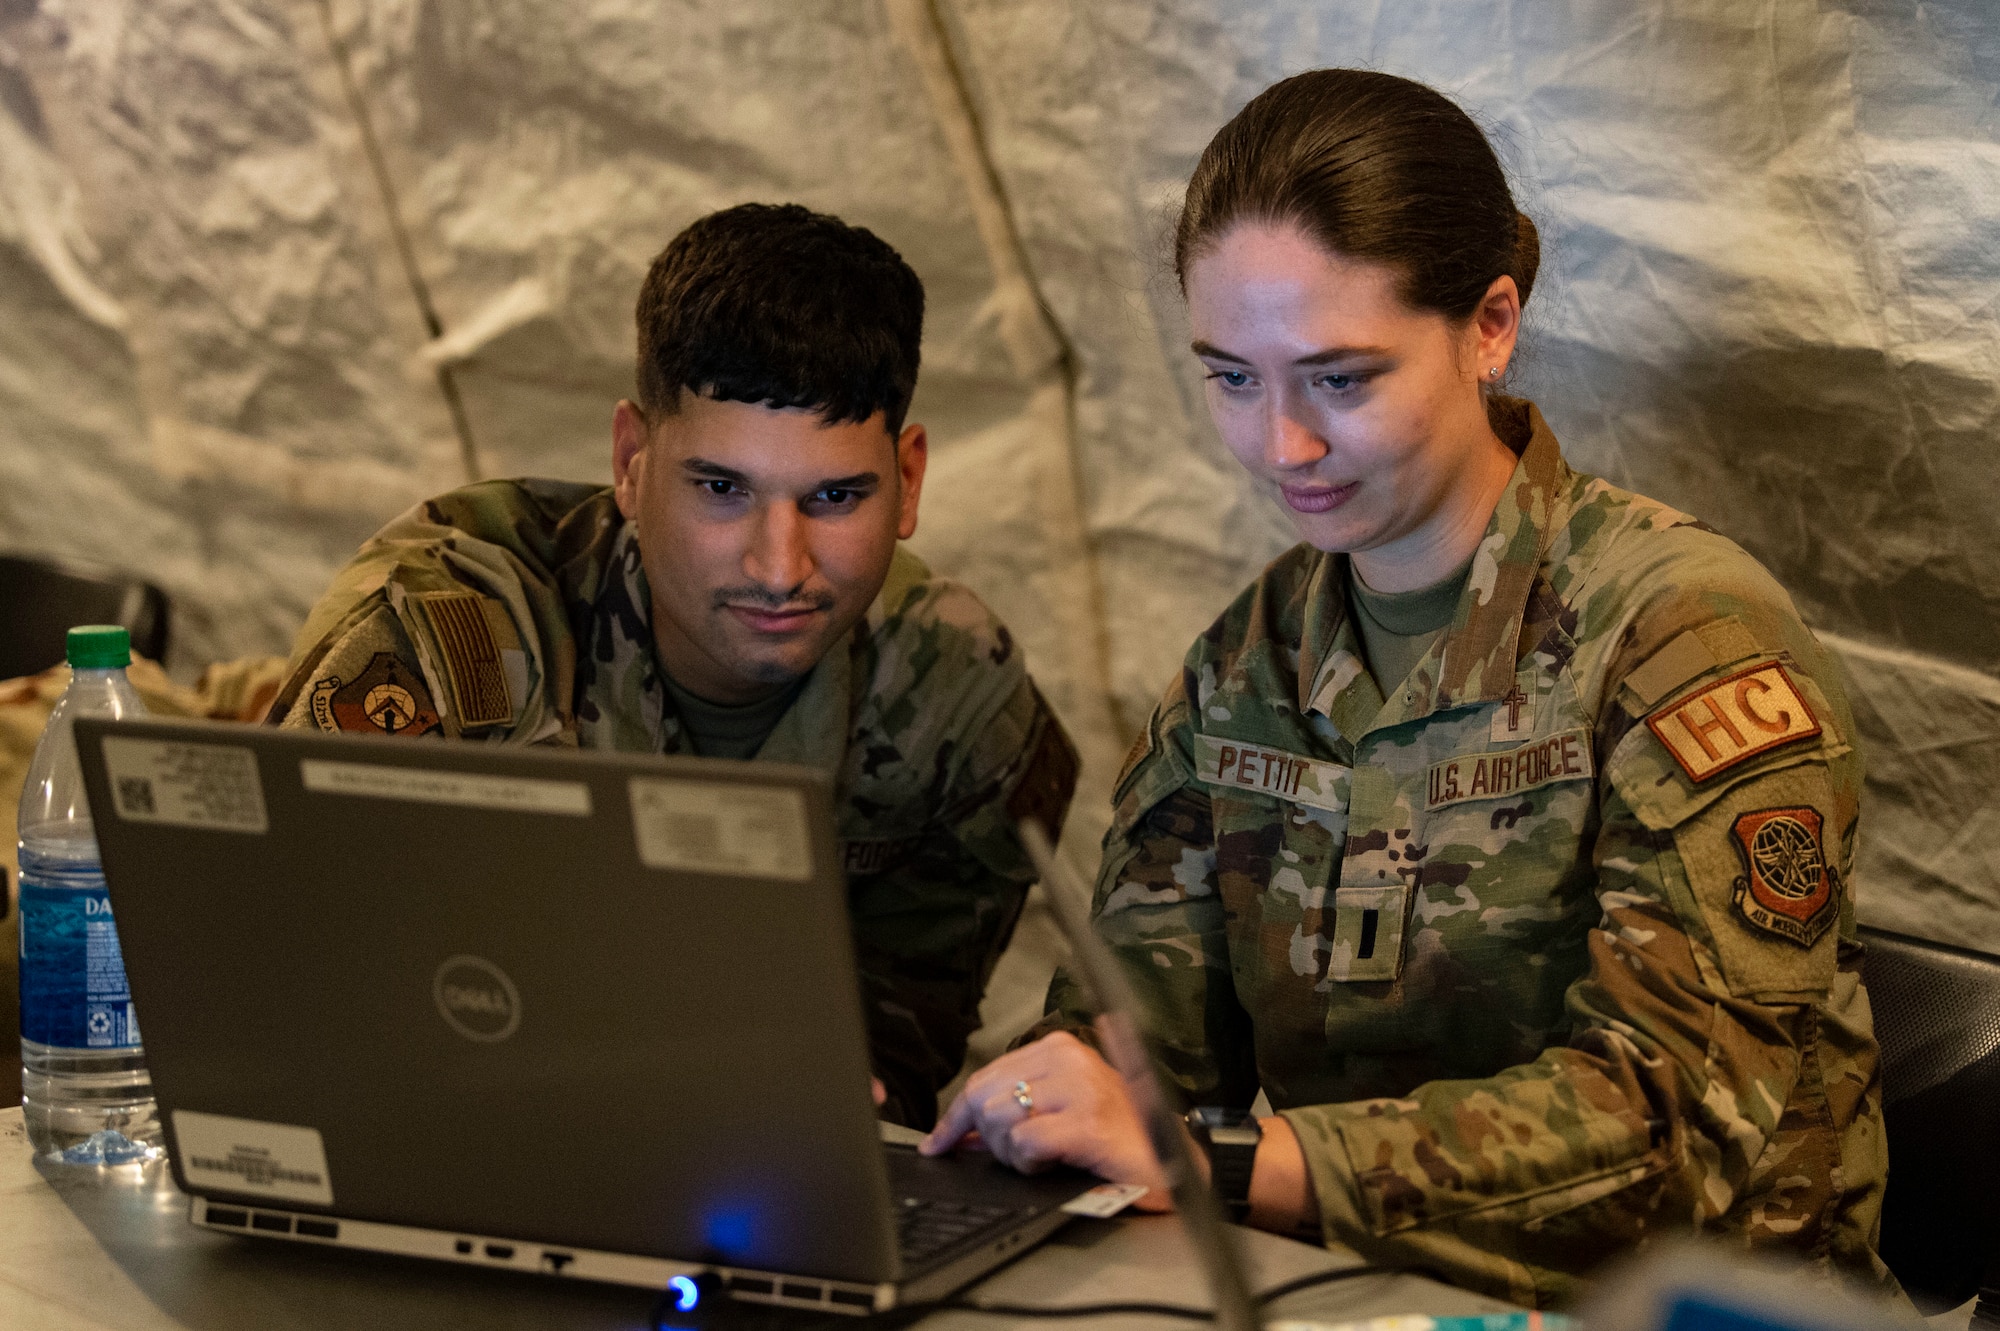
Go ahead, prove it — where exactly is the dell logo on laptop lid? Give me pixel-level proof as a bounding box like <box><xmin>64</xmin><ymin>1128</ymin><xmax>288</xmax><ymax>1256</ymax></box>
<box><xmin>432</xmin><ymin>955</ymin><xmax>521</xmax><ymax>1043</ymax></box>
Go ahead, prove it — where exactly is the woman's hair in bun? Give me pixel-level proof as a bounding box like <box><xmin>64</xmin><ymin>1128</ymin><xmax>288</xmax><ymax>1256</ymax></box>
<box><xmin>1175</xmin><ymin>69</ymin><xmax>1538</xmax><ymax>319</ymax></box>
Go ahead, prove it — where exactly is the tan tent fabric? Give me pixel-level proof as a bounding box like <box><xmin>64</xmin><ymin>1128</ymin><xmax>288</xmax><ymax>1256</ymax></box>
<box><xmin>1</xmin><ymin>3</ymin><xmax>1995</xmax><ymax>1076</ymax></box>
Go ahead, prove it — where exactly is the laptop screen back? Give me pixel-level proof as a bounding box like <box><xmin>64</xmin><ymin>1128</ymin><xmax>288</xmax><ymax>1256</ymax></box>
<box><xmin>74</xmin><ymin>717</ymin><xmax>900</xmax><ymax>1283</ymax></box>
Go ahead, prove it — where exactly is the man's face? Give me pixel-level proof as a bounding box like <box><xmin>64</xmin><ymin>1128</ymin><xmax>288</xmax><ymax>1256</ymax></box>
<box><xmin>612</xmin><ymin>393</ymin><xmax>926</xmax><ymax>705</ymax></box>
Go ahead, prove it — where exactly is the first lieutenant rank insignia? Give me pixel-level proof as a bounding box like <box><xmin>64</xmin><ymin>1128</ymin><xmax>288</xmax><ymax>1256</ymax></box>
<box><xmin>1730</xmin><ymin>806</ymin><xmax>1837</xmax><ymax>946</ymax></box>
<box><xmin>1193</xmin><ymin>735</ymin><xmax>1348</xmax><ymax>813</ymax></box>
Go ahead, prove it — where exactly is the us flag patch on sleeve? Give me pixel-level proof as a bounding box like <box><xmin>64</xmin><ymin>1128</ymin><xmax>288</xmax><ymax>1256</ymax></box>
<box><xmin>418</xmin><ymin>592</ymin><xmax>514</xmax><ymax>729</ymax></box>
<box><xmin>1646</xmin><ymin>660</ymin><xmax>1821</xmax><ymax>783</ymax></box>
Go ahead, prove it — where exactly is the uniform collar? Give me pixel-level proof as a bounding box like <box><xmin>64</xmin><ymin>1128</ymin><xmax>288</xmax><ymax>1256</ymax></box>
<box><xmin>752</xmin><ymin>631</ymin><xmax>854</xmax><ymax>772</ymax></box>
<box><xmin>1300</xmin><ymin>398</ymin><xmax>1571</xmax><ymax>735</ymax></box>
<box><xmin>742</xmin><ymin>546</ymin><xmax>931</xmax><ymax>771</ymax></box>
<box><xmin>598</xmin><ymin>520</ymin><xmax>883</xmax><ymax>771</ymax></box>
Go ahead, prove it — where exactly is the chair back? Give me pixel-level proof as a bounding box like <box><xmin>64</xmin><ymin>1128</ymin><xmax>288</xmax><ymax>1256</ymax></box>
<box><xmin>0</xmin><ymin>553</ymin><xmax>170</xmax><ymax>679</ymax></box>
<box><xmin>1860</xmin><ymin>925</ymin><xmax>2000</xmax><ymax>1312</ymax></box>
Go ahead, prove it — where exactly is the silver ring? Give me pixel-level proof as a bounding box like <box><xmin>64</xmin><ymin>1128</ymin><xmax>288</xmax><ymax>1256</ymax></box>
<box><xmin>1013</xmin><ymin>1079</ymin><xmax>1034</xmax><ymax>1114</ymax></box>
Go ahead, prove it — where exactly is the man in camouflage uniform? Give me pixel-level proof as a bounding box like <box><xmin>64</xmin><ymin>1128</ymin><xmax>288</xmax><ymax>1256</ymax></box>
<box><xmin>269</xmin><ymin>205</ymin><xmax>1078</xmax><ymax>1129</ymax></box>
<box><xmin>1036</xmin><ymin>399</ymin><xmax>1893</xmax><ymax>1304</ymax></box>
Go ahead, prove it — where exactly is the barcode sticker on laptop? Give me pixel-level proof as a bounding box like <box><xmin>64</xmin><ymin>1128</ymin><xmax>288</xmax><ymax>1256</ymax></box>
<box><xmin>627</xmin><ymin>777</ymin><xmax>812</xmax><ymax>881</ymax></box>
<box><xmin>174</xmin><ymin>1110</ymin><xmax>333</xmax><ymax>1206</ymax></box>
<box><xmin>103</xmin><ymin>737</ymin><xmax>269</xmax><ymax>834</ymax></box>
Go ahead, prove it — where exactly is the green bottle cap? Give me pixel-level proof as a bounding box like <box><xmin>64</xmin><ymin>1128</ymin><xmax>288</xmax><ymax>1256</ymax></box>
<box><xmin>67</xmin><ymin>624</ymin><xmax>132</xmax><ymax>669</ymax></box>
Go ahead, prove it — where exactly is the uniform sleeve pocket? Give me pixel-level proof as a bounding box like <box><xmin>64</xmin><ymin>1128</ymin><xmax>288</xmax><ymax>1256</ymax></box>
<box><xmin>1664</xmin><ymin>764</ymin><xmax>1842</xmax><ymax>1002</ymax></box>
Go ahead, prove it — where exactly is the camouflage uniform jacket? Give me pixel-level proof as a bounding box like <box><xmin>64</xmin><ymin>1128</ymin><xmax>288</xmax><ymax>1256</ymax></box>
<box><xmin>1044</xmin><ymin>400</ymin><xmax>1895</xmax><ymax>1305</ymax></box>
<box><xmin>271</xmin><ymin>479</ymin><xmax>1079</xmax><ymax>1129</ymax></box>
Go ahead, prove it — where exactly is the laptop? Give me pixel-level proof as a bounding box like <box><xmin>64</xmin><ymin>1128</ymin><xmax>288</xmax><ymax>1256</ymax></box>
<box><xmin>73</xmin><ymin>716</ymin><xmax>1093</xmax><ymax>1315</ymax></box>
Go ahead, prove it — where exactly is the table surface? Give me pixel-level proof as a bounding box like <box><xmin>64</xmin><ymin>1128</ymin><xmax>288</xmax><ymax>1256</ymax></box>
<box><xmin>0</xmin><ymin>1107</ymin><xmax>1513</xmax><ymax>1330</ymax></box>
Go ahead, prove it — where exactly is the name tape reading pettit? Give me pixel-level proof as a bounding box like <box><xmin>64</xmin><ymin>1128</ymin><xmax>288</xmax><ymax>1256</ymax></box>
<box><xmin>173</xmin><ymin>1110</ymin><xmax>333</xmax><ymax>1206</ymax></box>
<box><xmin>300</xmin><ymin>759</ymin><xmax>591</xmax><ymax>816</ymax></box>
<box><xmin>628</xmin><ymin>777</ymin><xmax>813</xmax><ymax>881</ymax></box>
<box><xmin>1426</xmin><ymin>728</ymin><xmax>1595</xmax><ymax>810</ymax></box>
<box><xmin>1193</xmin><ymin>735</ymin><xmax>1349</xmax><ymax>813</ymax></box>
<box><xmin>103</xmin><ymin>737</ymin><xmax>268</xmax><ymax>833</ymax></box>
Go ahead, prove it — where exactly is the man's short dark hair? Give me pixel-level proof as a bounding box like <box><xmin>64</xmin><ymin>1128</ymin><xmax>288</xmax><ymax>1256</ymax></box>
<box><xmin>635</xmin><ymin>203</ymin><xmax>925</xmax><ymax>436</ymax></box>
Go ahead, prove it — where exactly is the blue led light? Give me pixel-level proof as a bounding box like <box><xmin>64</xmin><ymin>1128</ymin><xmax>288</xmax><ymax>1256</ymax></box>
<box><xmin>702</xmin><ymin>1205</ymin><xmax>757</xmax><ymax>1256</ymax></box>
<box><xmin>669</xmin><ymin>1275</ymin><xmax>700</xmax><ymax>1312</ymax></box>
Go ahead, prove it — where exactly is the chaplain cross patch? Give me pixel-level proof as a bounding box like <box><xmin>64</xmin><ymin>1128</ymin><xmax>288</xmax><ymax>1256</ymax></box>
<box><xmin>1730</xmin><ymin>806</ymin><xmax>1836</xmax><ymax>947</ymax></box>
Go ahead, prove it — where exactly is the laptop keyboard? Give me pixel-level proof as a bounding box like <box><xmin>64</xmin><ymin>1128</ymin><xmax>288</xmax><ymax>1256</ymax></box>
<box><xmin>894</xmin><ymin>1196</ymin><xmax>1023</xmax><ymax>1263</ymax></box>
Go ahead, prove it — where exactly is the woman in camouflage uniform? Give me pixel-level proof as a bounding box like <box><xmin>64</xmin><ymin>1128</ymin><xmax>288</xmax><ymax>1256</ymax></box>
<box><xmin>925</xmin><ymin>70</ymin><xmax>1897</xmax><ymax>1304</ymax></box>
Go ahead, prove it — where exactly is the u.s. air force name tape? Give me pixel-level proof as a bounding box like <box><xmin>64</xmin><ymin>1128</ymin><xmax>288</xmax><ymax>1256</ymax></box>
<box><xmin>1425</xmin><ymin>728</ymin><xmax>1594</xmax><ymax>810</ymax></box>
<box><xmin>1193</xmin><ymin>735</ymin><xmax>1349</xmax><ymax>813</ymax></box>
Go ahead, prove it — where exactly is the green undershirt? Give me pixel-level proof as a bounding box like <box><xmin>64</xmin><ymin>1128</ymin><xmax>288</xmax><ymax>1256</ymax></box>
<box><xmin>660</xmin><ymin>671</ymin><xmax>809</xmax><ymax>761</ymax></box>
<box><xmin>1347</xmin><ymin>553</ymin><xmax>1476</xmax><ymax>693</ymax></box>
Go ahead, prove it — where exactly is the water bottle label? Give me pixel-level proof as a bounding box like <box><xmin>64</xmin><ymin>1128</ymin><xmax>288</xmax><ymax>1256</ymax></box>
<box><xmin>19</xmin><ymin>882</ymin><xmax>142</xmax><ymax>1050</ymax></box>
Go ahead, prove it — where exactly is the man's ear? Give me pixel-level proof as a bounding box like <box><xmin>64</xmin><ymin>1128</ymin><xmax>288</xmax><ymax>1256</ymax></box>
<box><xmin>893</xmin><ymin>422</ymin><xmax>928</xmax><ymax>541</ymax></box>
<box><xmin>612</xmin><ymin>400</ymin><xmax>652</xmax><ymax>520</ymax></box>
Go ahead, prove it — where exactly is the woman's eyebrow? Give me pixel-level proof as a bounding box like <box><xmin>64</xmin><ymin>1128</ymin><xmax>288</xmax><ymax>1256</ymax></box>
<box><xmin>1295</xmin><ymin>346</ymin><xmax>1392</xmax><ymax>366</ymax></box>
<box><xmin>1190</xmin><ymin>341</ymin><xmax>1392</xmax><ymax>365</ymax></box>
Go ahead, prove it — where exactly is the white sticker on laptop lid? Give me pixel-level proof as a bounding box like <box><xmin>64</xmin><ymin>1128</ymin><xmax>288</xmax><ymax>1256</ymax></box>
<box><xmin>173</xmin><ymin>1110</ymin><xmax>333</xmax><ymax>1206</ymax></box>
<box><xmin>1061</xmin><ymin>1182</ymin><xmax>1150</xmax><ymax>1218</ymax></box>
<box><xmin>627</xmin><ymin>777</ymin><xmax>812</xmax><ymax>881</ymax></box>
<box><xmin>300</xmin><ymin>759</ymin><xmax>591</xmax><ymax>816</ymax></box>
<box><xmin>102</xmin><ymin>737</ymin><xmax>268</xmax><ymax>834</ymax></box>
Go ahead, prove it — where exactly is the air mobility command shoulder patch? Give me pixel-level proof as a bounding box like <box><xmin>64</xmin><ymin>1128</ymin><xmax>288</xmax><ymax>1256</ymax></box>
<box><xmin>1646</xmin><ymin>660</ymin><xmax>1821</xmax><ymax>783</ymax></box>
<box><xmin>1730</xmin><ymin>805</ymin><xmax>1836</xmax><ymax>946</ymax></box>
<box><xmin>325</xmin><ymin>652</ymin><xmax>440</xmax><ymax>737</ymax></box>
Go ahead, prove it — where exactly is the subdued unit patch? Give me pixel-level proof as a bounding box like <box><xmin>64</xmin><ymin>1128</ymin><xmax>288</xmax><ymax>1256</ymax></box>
<box><xmin>1729</xmin><ymin>806</ymin><xmax>1836</xmax><ymax>948</ymax></box>
<box><xmin>1646</xmin><ymin>661</ymin><xmax>1821</xmax><ymax>783</ymax></box>
<box><xmin>419</xmin><ymin>592</ymin><xmax>513</xmax><ymax>728</ymax></box>
<box><xmin>327</xmin><ymin>653</ymin><xmax>439</xmax><ymax>737</ymax></box>
<box><xmin>1670</xmin><ymin>764</ymin><xmax>1840</xmax><ymax>1000</ymax></box>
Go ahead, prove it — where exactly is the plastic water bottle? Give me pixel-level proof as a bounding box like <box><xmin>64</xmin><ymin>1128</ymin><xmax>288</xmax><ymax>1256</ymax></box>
<box><xmin>18</xmin><ymin>624</ymin><xmax>158</xmax><ymax>1164</ymax></box>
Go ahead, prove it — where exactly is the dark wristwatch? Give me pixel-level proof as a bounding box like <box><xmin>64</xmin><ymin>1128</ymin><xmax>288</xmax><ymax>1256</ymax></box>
<box><xmin>1185</xmin><ymin>1106</ymin><xmax>1262</xmax><ymax>1223</ymax></box>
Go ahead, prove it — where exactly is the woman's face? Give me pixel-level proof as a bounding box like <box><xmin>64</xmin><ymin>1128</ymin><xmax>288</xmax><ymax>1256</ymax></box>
<box><xmin>1185</xmin><ymin>222</ymin><xmax>1515</xmax><ymax>572</ymax></box>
